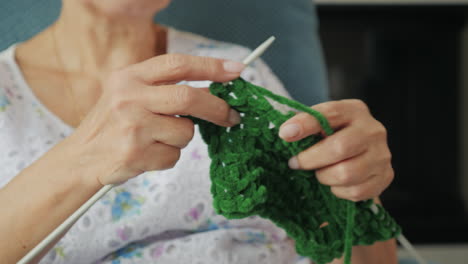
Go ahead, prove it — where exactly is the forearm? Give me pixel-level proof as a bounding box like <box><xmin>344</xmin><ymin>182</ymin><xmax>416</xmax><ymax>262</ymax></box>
<box><xmin>330</xmin><ymin>198</ymin><xmax>397</xmax><ymax>264</ymax></box>
<box><xmin>0</xmin><ymin>137</ymin><xmax>102</xmax><ymax>262</ymax></box>
<box><xmin>353</xmin><ymin>239</ymin><xmax>398</xmax><ymax>264</ymax></box>
<box><xmin>328</xmin><ymin>239</ymin><xmax>397</xmax><ymax>264</ymax></box>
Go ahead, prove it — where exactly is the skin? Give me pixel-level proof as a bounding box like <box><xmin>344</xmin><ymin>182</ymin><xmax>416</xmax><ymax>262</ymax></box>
<box><xmin>280</xmin><ymin>100</ymin><xmax>394</xmax><ymax>202</ymax></box>
<box><xmin>0</xmin><ymin>0</ymin><xmax>397</xmax><ymax>263</ymax></box>
<box><xmin>279</xmin><ymin>100</ymin><xmax>397</xmax><ymax>264</ymax></box>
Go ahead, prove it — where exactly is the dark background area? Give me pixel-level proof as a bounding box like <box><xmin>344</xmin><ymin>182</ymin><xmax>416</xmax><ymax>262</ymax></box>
<box><xmin>317</xmin><ymin>5</ymin><xmax>468</xmax><ymax>244</ymax></box>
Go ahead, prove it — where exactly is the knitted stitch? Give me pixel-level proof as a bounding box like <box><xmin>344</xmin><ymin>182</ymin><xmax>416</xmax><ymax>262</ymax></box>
<box><xmin>191</xmin><ymin>78</ymin><xmax>401</xmax><ymax>264</ymax></box>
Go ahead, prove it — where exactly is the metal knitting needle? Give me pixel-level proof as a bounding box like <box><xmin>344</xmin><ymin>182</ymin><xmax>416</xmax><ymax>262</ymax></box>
<box><xmin>17</xmin><ymin>36</ymin><xmax>276</xmax><ymax>264</ymax></box>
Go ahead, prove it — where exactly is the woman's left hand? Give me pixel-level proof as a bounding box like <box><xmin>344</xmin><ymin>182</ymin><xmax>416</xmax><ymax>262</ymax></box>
<box><xmin>279</xmin><ymin>99</ymin><xmax>394</xmax><ymax>202</ymax></box>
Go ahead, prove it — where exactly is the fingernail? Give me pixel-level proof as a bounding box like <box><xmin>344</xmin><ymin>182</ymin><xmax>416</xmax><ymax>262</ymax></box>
<box><xmin>279</xmin><ymin>124</ymin><xmax>300</xmax><ymax>139</ymax></box>
<box><xmin>229</xmin><ymin>109</ymin><xmax>241</xmax><ymax>125</ymax></box>
<box><xmin>288</xmin><ymin>156</ymin><xmax>300</xmax><ymax>170</ymax></box>
<box><xmin>223</xmin><ymin>61</ymin><xmax>245</xmax><ymax>73</ymax></box>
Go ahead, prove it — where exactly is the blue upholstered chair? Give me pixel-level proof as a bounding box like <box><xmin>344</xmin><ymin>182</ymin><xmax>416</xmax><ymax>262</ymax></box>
<box><xmin>0</xmin><ymin>0</ymin><xmax>328</xmax><ymax>106</ymax></box>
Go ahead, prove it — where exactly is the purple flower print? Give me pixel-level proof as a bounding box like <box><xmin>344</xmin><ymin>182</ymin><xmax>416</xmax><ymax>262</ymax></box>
<box><xmin>151</xmin><ymin>244</ymin><xmax>165</xmax><ymax>259</ymax></box>
<box><xmin>191</xmin><ymin>148</ymin><xmax>202</xmax><ymax>160</ymax></box>
<box><xmin>116</xmin><ymin>226</ymin><xmax>133</xmax><ymax>241</ymax></box>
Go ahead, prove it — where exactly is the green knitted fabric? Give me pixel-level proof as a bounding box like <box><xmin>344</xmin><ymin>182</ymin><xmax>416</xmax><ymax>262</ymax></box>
<box><xmin>191</xmin><ymin>78</ymin><xmax>401</xmax><ymax>264</ymax></box>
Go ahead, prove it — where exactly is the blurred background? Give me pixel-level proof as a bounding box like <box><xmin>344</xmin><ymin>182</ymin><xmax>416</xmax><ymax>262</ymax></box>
<box><xmin>0</xmin><ymin>0</ymin><xmax>467</xmax><ymax>263</ymax></box>
<box><xmin>318</xmin><ymin>0</ymin><xmax>468</xmax><ymax>243</ymax></box>
<box><xmin>317</xmin><ymin>0</ymin><xmax>468</xmax><ymax>262</ymax></box>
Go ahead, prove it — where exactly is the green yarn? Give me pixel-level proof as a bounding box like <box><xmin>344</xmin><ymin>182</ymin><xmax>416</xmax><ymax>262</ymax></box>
<box><xmin>191</xmin><ymin>78</ymin><xmax>401</xmax><ymax>264</ymax></box>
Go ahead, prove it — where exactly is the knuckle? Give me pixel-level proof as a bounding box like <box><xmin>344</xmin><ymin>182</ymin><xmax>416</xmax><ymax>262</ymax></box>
<box><xmin>369</xmin><ymin>120</ymin><xmax>388</xmax><ymax>139</ymax></box>
<box><xmin>347</xmin><ymin>187</ymin><xmax>366</xmax><ymax>202</ymax></box>
<box><xmin>295</xmin><ymin>154</ymin><xmax>308</xmax><ymax>170</ymax></box>
<box><xmin>165</xmin><ymin>54</ymin><xmax>189</xmax><ymax>76</ymax></box>
<box><xmin>181</xmin><ymin>118</ymin><xmax>195</xmax><ymax>143</ymax></box>
<box><xmin>144</xmin><ymin>145</ymin><xmax>181</xmax><ymax>171</ymax></box>
<box><xmin>331</xmin><ymin>187</ymin><xmax>347</xmax><ymax>201</ymax></box>
<box><xmin>201</xmin><ymin>56</ymin><xmax>218</xmax><ymax>77</ymax></box>
<box><xmin>109</xmin><ymin>89</ymin><xmax>134</xmax><ymax>112</ymax></box>
<box><xmin>331</xmin><ymin>138</ymin><xmax>349</xmax><ymax>158</ymax></box>
<box><xmin>111</xmin><ymin>97</ymin><xmax>132</xmax><ymax>112</ymax></box>
<box><xmin>317</xmin><ymin>102</ymin><xmax>340</xmax><ymax>119</ymax></box>
<box><xmin>336</xmin><ymin>165</ymin><xmax>353</xmax><ymax>185</ymax></box>
<box><xmin>122</xmin><ymin>122</ymin><xmax>143</xmax><ymax>138</ymax></box>
<box><xmin>173</xmin><ymin>85</ymin><xmax>195</xmax><ymax>112</ymax></box>
<box><xmin>315</xmin><ymin>169</ymin><xmax>325</xmax><ymax>181</ymax></box>
<box><xmin>216</xmin><ymin>102</ymin><xmax>231</xmax><ymax>121</ymax></box>
<box><xmin>106</xmin><ymin>70</ymin><xmax>132</xmax><ymax>90</ymax></box>
<box><xmin>120</xmin><ymin>140</ymin><xmax>141</xmax><ymax>166</ymax></box>
<box><xmin>172</xmin><ymin>148</ymin><xmax>182</xmax><ymax>165</ymax></box>
<box><xmin>314</xmin><ymin>101</ymin><xmax>343</xmax><ymax>126</ymax></box>
<box><xmin>105</xmin><ymin>71</ymin><xmax>122</xmax><ymax>87</ymax></box>
<box><xmin>386</xmin><ymin>168</ymin><xmax>395</xmax><ymax>183</ymax></box>
<box><xmin>383</xmin><ymin>148</ymin><xmax>393</xmax><ymax>163</ymax></box>
<box><xmin>347</xmin><ymin>99</ymin><xmax>369</xmax><ymax>113</ymax></box>
<box><xmin>295</xmin><ymin>113</ymin><xmax>313</xmax><ymax>129</ymax></box>
<box><xmin>164</xmin><ymin>148</ymin><xmax>181</xmax><ymax>169</ymax></box>
<box><xmin>169</xmin><ymin>117</ymin><xmax>195</xmax><ymax>148</ymax></box>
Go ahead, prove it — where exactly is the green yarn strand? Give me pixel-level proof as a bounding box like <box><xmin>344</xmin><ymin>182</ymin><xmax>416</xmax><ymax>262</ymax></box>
<box><xmin>344</xmin><ymin>201</ymin><xmax>356</xmax><ymax>263</ymax></box>
<box><xmin>190</xmin><ymin>78</ymin><xmax>401</xmax><ymax>264</ymax></box>
<box><xmin>245</xmin><ymin>82</ymin><xmax>334</xmax><ymax>136</ymax></box>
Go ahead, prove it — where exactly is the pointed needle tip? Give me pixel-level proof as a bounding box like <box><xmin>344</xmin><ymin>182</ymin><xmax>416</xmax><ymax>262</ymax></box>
<box><xmin>242</xmin><ymin>36</ymin><xmax>277</xmax><ymax>66</ymax></box>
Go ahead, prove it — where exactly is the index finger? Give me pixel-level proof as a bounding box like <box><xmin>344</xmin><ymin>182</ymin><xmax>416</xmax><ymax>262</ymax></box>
<box><xmin>279</xmin><ymin>99</ymin><xmax>369</xmax><ymax>142</ymax></box>
<box><xmin>143</xmin><ymin>84</ymin><xmax>241</xmax><ymax>127</ymax></box>
<box><xmin>128</xmin><ymin>53</ymin><xmax>245</xmax><ymax>84</ymax></box>
<box><xmin>290</xmin><ymin>125</ymin><xmax>369</xmax><ymax>170</ymax></box>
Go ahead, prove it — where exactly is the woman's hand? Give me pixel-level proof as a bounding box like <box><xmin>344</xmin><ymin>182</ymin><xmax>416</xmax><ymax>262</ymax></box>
<box><xmin>279</xmin><ymin>99</ymin><xmax>394</xmax><ymax>202</ymax></box>
<box><xmin>69</xmin><ymin>54</ymin><xmax>245</xmax><ymax>186</ymax></box>
<box><xmin>1</xmin><ymin>54</ymin><xmax>245</xmax><ymax>263</ymax></box>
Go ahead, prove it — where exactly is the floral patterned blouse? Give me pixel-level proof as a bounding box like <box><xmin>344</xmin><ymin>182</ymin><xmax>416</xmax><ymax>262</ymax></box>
<box><xmin>0</xmin><ymin>27</ymin><xmax>310</xmax><ymax>264</ymax></box>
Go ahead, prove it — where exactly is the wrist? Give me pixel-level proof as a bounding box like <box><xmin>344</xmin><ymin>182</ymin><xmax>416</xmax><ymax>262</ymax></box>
<box><xmin>54</xmin><ymin>134</ymin><xmax>104</xmax><ymax>191</ymax></box>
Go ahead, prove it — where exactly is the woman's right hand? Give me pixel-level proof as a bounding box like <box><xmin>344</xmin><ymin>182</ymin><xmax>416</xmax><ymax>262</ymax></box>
<box><xmin>68</xmin><ymin>54</ymin><xmax>245</xmax><ymax>186</ymax></box>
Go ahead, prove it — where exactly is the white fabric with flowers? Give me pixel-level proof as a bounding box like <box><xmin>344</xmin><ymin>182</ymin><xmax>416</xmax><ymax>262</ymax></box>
<box><xmin>0</xmin><ymin>28</ymin><xmax>310</xmax><ymax>264</ymax></box>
